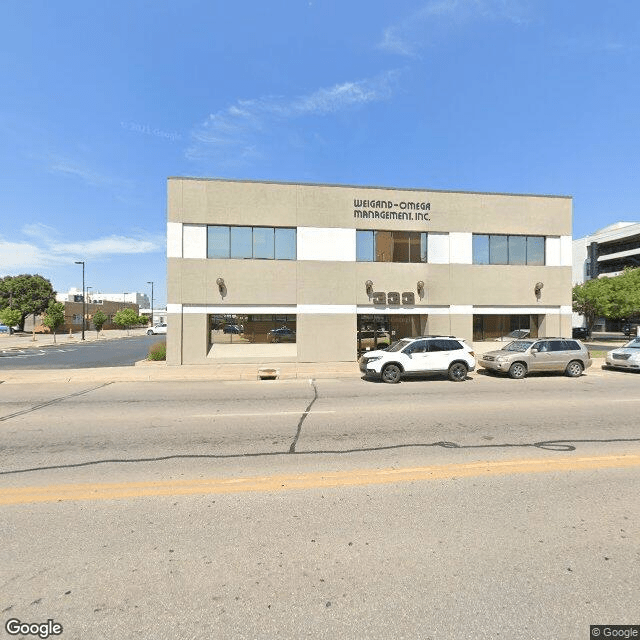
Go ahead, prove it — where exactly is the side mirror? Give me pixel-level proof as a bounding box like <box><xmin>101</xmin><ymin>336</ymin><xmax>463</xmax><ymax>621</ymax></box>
<box><xmin>531</xmin><ymin>348</ymin><xmax>538</xmax><ymax>354</ymax></box>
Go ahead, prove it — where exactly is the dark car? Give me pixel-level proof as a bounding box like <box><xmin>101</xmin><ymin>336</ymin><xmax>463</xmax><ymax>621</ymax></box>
<box><xmin>572</xmin><ymin>327</ymin><xmax>590</xmax><ymax>339</ymax></box>
<box><xmin>223</xmin><ymin>324</ymin><xmax>243</xmax><ymax>334</ymax></box>
<box><xmin>268</xmin><ymin>327</ymin><xmax>296</xmax><ymax>343</ymax></box>
<box><xmin>622</xmin><ymin>323</ymin><xmax>638</xmax><ymax>337</ymax></box>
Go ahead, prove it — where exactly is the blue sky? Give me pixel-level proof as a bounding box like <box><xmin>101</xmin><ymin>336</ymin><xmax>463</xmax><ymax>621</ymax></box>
<box><xmin>1</xmin><ymin>0</ymin><xmax>639</xmax><ymax>306</ymax></box>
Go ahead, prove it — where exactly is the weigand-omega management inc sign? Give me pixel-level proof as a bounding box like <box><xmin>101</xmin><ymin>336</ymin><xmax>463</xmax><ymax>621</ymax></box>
<box><xmin>353</xmin><ymin>196</ymin><xmax>431</xmax><ymax>222</ymax></box>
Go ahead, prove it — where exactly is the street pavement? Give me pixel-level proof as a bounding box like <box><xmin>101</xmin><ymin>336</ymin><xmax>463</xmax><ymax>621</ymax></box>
<box><xmin>1</xmin><ymin>376</ymin><xmax>639</xmax><ymax>639</ymax></box>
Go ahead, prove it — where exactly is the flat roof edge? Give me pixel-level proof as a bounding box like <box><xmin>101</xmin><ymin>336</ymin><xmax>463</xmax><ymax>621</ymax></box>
<box><xmin>167</xmin><ymin>176</ymin><xmax>573</xmax><ymax>200</ymax></box>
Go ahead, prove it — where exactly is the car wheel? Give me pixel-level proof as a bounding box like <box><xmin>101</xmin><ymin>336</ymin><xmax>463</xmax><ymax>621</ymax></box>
<box><xmin>508</xmin><ymin>362</ymin><xmax>527</xmax><ymax>379</ymax></box>
<box><xmin>565</xmin><ymin>360</ymin><xmax>584</xmax><ymax>377</ymax></box>
<box><xmin>147</xmin><ymin>329</ymin><xmax>153</xmax><ymax>335</ymax></box>
<box><xmin>381</xmin><ymin>364</ymin><xmax>402</xmax><ymax>384</ymax></box>
<box><xmin>448</xmin><ymin>362</ymin><xmax>468</xmax><ymax>382</ymax></box>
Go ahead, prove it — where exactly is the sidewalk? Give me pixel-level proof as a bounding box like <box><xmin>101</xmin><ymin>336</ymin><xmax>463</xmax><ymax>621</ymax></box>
<box><xmin>0</xmin><ymin>327</ymin><xmax>150</xmax><ymax>350</ymax></box>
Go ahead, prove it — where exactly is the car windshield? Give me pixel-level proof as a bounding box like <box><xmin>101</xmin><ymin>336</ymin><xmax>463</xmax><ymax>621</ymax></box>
<box><xmin>387</xmin><ymin>339</ymin><xmax>412</xmax><ymax>353</ymax></box>
<box><xmin>624</xmin><ymin>337</ymin><xmax>640</xmax><ymax>348</ymax></box>
<box><xmin>502</xmin><ymin>340</ymin><xmax>535</xmax><ymax>352</ymax></box>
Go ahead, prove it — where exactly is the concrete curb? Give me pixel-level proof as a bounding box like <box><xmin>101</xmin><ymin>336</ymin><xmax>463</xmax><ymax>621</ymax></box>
<box><xmin>0</xmin><ymin>358</ymin><xmax>609</xmax><ymax>385</ymax></box>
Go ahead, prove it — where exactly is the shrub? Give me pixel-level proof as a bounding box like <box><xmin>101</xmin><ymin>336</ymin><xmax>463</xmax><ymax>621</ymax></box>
<box><xmin>148</xmin><ymin>340</ymin><xmax>166</xmax><ymax>361</ymax></box>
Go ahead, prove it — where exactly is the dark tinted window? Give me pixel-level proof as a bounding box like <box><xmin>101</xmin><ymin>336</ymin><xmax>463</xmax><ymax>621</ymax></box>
<box><xmin>564</xmin><ymin>340</ymin><xmax>581</xmax><ymax>351</ymax></box>
<box><xmin>404</xmin><ymin>340</ymin><xmax>428</xmax><ymax>354</ymax></box>
<box><xmin>549</xmin><ymin>340</ymin><xmax>566</xmax><ymax>352</ymax></box>
<box><xmin>428</xmin><ymin>339</ymin><xmax>462</xmax><ymax>351</ymax></box>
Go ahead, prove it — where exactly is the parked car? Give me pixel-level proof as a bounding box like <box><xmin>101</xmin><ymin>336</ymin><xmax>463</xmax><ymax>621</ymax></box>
<box><xmin>622</xmin><ymin>323</ymin><xmax>639</xmax><ymax>337</ymax></box>
<box><xmin>572</xmin><ymin>327</ymin><xmax>590</xmax><ymax>339</ymax></box>
<box><xmin>357</xmin><ymin>329</ymin><xmax>391</xmax><ymax>352</ymax></box>
<box><xmin>0</xmin><ymin>324</ymin><xmax>11</xmax><ymax>334</ymax></box>
<box><xmin>359</xmin><ymin>336</ymin><xmax>475</xmax><ymax>383</ymax></box>
<box><xmin>223</xmin><ymin>324</ymin><xmax>243</xmax><ymax>334</ymax></box>
<box><xmin>147</xmin><ymin>323</ymin><xmax>167</xmax><ymax>335</ymax></box>
<box><xmin>604</xmin><ymin>337</ymin><xmax>640</xmax><ymax>372</ymax></box>
<box><xmin>479</xmin><ymin>338</ymin><xmax>592</xmax><ymax>379</ymax></box>
<box><xmin>268</xmin><ymin>326</ymin><xmax>296</xmax><ymax>343</ymax></box>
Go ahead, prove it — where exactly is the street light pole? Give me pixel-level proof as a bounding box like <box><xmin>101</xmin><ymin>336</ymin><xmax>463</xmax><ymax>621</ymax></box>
<box><xmin>74</xmin><ymin>261</ymin><xmax>85</xmax><ymax>341</ymax></box>
<box><xmin>147</xmin><ymin>281</ymin><xmax>154</xmax><ymax>327</ymax></box>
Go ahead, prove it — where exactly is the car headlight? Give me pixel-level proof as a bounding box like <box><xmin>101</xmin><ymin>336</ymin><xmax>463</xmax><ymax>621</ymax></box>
<box><xmin>495</xmin><ymin>356</ymin><xmax>509</xmax><ymax>363</ymax></box>
<box><xmin>366</xmin><ymin>356</ymin><xmax>383</xmax><ymax>363</ymax></box>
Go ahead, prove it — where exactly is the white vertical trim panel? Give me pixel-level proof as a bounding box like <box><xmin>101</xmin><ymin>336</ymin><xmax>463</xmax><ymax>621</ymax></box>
<box><xmin>560</xmin><ymin>235</ymin><xmax>573</xmax><ymax>267</ymax></box>
<box><xmin>297</xmin><ymin>227</ymin><xmax>356</xmax><ymax>261</ymax></box>
<box><xmin>183</xmin><ymin>224</ymin><xmax>207</xmax><ymax>259</ymax></box>
<box><xmin>428</xmin><ymin>233</ymin><xmax>449</xmax><ymax>264</ymax></box>
<box><xmin>546</xmin><ymin>237</ymin><xmax>561</xmax><ymax>266</ymax></box>
<box><xmin>167</xmin><ymin>222</ymin><xmax>183</xmax><ymax>258</ymax></box>
<box><xmin>449</xmin><ymin>232</ymin><xmax>472</xmax><ymax>264</ymax></box>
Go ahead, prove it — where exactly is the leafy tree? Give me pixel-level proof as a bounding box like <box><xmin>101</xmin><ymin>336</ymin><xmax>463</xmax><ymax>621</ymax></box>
<box><xmin>607</xmin><ymin>267</ymin><xmax>640</xmax><ymax>320</ymax></box>
<box><xmin>92</xmin><ymin>309</ymin><xmax>108</xmax><ymax>336</ymax></box>
<box><xmin>0</xmin><ymin>308</ymin><xmax>22</xmax><ymax>330</ymax></box>
<box><xmin>573</xmin><ymin>267</ymin><xmax>640</xmax><ymax>333</ymax></box>
<box><xmin>42</xmin><ymin>301</ymin><xmax>65</xmax><ymax>343</ymax></box>
<box><xmin>572</xmin><ymin>278</ymin><xmax>611</xmax><ymax>335</ymax></box>
<box><xmin>113</xmin><ymin>308</ymin><xmax>139</xmax><ymax>334</ymax></box>
<box><xmin>0</xmin><ymin>275</ymin><xmax>56</xmax><ymax>331</ymax></box>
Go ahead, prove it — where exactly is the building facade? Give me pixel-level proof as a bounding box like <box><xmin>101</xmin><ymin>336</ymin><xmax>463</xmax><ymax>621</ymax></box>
<box><xmin>572</xmin><ymin>222</ymin><xmax>640</xmax><ymax>285</ymax></box>
<box><xmin>167</xmin><ymin>178</ymin><xmax>573</xmax><ymax>365</ymax></box>
<box><xmin>572</xmin><ymin>221</ymin><xmax>640</xmax><ymax>331</ymax></box>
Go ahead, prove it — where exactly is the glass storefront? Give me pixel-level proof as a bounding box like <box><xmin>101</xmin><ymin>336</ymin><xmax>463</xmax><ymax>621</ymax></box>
<box><xmin>209</xmin><ymin>314</ymin><xmax>297</xmax><ymax>346</ymax></box>
<box><xmin>357</xmin><ymin>314</ymin><xmax>428</xmax><ymax>355</ymax></box>
<box><xmin>472</xmin><ymin>314</ymin><xmax>540</xmax><ymax>341</ymax></box>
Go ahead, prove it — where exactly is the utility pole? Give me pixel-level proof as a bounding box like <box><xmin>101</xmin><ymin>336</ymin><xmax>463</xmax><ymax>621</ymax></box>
<box><xmin>147</xmin><ymin>281</ymin><xmax>154</xmax><ymax>327</ymax></box>
<box><xmin>74</xmin><ymin>261</ymin><xmax>85</xmax><ymax>341</ymax></box>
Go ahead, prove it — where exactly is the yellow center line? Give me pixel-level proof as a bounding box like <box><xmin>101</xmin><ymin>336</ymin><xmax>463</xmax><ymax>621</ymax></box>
<box><xmin>2</xmin><ymin>453</ymin><xmax>640</xmax><ymax>506</ymax></box>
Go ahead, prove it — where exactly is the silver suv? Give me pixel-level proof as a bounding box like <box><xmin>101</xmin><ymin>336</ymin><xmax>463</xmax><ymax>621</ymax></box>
<box><xmin>479</xmin><ymin>338</ymin><xmax>592</xmax><ymax>379</ymax></box>
<box><xmin>359</xmin><ymin>336</ymin><xmax>476</xmax><ymax>383</ymax></box>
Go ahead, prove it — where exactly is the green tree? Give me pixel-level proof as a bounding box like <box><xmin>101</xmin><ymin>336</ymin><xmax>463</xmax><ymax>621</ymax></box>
<box><xmin>42</xmin><ymin>301</ymin><xmax>65</xmax><ymax>343</ymax></box>
<box><xmin>572</xmin><ymin>278</ymin><xmax>611</xmax><ymax>335</ymax></box>
<box><xmin>0</xmin><ymin>308</ymin><xmax>22</xmax><ymax>331</ymax></box>
<box><xmin>0</xmin><ymin>275</ymin><xmax>56</xmax><ymax>331</ymax></box>
<box><xmin>607</xmin><ymin>267</ymin><xmax>640</xmax><ymax>320</ymax></box>
<box><xmin>573</xmin><ymin>268</ymin><xmax>640</xmax><ymax>333</ymax></box>
<box><xmin>113</xmin><ymin>308</ymin><xmax>138</xmax><ymax>334</ymax></box>
<box><xmin>92</xmin><ymin>309</ymin><xmax>108</xmax><ymax>336</ymax></box>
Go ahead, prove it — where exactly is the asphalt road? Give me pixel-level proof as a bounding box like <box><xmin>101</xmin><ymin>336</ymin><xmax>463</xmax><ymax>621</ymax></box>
<box><xmin>2</xmin><ymin>373</ymin><xmax>639</xmax><ymax>639</ymax></box>
<box><xmin>0</xmin><ymin>335</ymin><xmax>162</xmax><ymax>369</ymax></box>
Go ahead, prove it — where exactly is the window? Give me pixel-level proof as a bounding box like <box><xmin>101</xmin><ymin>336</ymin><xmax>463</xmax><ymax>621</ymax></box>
<box><xmin>210</xmin><ymin>314</ymin><xmax>296</xmax><ymax>345</ymax></box>
<box><xmin>207</xmin><ymin>226</ymin><xmax>296</xmax><ymax>260</ymax></box>
<box><xmin>356</xmin><ymin>230</ymin><xmax>427</xmax><ymax>262</ymax></box>
<box><xmin>473</xmin><ymin>235</ymin><xmax>545</xmax><ymax>265</ymax></box>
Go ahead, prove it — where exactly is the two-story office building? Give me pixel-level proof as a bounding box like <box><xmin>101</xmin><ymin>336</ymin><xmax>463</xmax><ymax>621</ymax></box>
<box><xmin>167</xmin><ymin>178</ymin><xmax>573</xmax><ymax>365</ymax></box>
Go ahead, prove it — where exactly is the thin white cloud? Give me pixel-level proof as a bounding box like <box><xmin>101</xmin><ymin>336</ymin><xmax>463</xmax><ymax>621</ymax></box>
<box><xmin>0</xmin><ymin>226</ymin><xmax>164</xmax><ymax>274</ymax></box>
<box><xmin>186</xmin><ymin>71</ymin><xmax>400</xmax><ymax>164</ymax></box>
<box><xmin>379</xmin><ymin>0</ymin><xmax>530</xmax><ymax>56</ymax></box>
<box><xmin>36</xmin><ymin>153</ymin><xmax>133</xmax><ymax>189</ymax></box>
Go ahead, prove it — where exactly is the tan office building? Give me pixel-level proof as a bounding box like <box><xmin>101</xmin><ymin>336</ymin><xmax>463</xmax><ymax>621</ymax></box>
<box><xmin>167</xmin><ymin>178</ymin><xmax>573</xmax><ymax>365</ymax></box>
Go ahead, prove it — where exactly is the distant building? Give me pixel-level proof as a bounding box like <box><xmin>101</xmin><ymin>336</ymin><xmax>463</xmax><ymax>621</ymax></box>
<box><xmin>573</xmin><ymin>222</ymin><xmax>640</xmax><ymax>285</ymax></box>
<box><xmin>56</xmin><ymin>288</ymin><xmax>150</xmax><ymax>308</ymax></box>
<box><xmin>572</xmin><ymin>222</ymin><xmax>640</xmax><ymax>331</ymax></box>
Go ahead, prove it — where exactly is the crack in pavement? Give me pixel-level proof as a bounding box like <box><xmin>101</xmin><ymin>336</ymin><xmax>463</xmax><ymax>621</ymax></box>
<box><xmin>0</xmin><ymin>383</ymin><xmax>113</xmax><ymax>423</ymax></box>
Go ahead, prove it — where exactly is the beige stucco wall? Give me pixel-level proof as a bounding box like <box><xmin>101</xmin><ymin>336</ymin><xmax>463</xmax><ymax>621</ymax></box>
<box><xmin>169</xmin><ymin>178</ymin><xmax>572</xmax><ymax>236</ymax></box>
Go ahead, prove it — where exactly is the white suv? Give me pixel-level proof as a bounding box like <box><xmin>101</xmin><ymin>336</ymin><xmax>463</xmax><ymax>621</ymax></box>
<box><xmin>359</xmin><ymin>336</ymin><xmax>475</xmax><ymax>383</ymax></box>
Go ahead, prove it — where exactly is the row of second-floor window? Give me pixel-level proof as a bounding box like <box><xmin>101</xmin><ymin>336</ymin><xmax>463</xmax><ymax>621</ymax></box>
<box><xmin>356</xmin><ymin>230</ymin><xmax>428</xmax><ymax>263</ymax></box>
<box><xmin>472</xmin><ymin>234</ymin><xmax>545</xmax><ymax>265</ymax></box>
<box><xmin>207</xmin><ymin>226</ymin><xmax>297</xmax><ymax>260</ymax></box>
